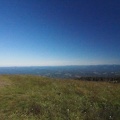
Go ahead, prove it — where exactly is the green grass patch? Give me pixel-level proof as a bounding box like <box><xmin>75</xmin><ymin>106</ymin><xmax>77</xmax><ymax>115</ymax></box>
<box><xmin>0</xmin><ymin>75</ymin><xmax>120</xmax><ymax>120</ymax></box>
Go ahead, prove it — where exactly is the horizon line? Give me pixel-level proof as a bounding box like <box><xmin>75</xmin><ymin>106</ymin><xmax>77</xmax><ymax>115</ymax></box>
<box><xmin>0</xmin><ymin>64</ymin><xmax>120</xmax><ymax>67</ymax></box>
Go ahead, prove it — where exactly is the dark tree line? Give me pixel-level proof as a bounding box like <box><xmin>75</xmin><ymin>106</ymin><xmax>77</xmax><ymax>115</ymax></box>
<box><xmin>75</xmin><ymin>77</ymin><xmax>120</xmax><ymax>83</ymax></box>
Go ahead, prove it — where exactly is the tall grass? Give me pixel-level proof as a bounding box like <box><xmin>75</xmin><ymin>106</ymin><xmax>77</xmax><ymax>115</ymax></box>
<box><xmin>0</xmin><ymin>75</ymin><xmax>120</xmax><ymax>120</ymax></box>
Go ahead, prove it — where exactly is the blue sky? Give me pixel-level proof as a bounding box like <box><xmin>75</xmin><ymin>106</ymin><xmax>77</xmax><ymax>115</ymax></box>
<box><xmin>0</xmin><ymin>0</ymin><xmax>120</xmax><ymax>66</ymax></box>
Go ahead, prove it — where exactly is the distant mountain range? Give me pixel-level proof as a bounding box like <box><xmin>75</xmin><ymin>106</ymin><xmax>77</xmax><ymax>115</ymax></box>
<box><xmin>0</xmin><ymin>65</ymin><xmax>120</xmax><ymax>78</ymax></box>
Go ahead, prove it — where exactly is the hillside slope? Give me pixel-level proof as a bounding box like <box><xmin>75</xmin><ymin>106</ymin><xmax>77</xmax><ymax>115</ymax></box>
<box><xmin>0</xmin><ymin>75</ymin><xmax>120</xmax><ymax>120</ymax></box>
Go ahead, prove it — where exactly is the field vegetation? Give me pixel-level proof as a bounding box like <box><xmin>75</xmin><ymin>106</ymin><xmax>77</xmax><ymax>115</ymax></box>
<box><xmin>0</xmin><ymin>75</ymin><xmax>120</xmax><ymax>120</ymax></box>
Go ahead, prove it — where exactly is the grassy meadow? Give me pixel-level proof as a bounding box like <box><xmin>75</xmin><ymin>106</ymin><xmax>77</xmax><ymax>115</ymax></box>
<box><xmin>0</xmin><ymin>75</ymin><xmax>120</xmax><ymax>120</ymax></box>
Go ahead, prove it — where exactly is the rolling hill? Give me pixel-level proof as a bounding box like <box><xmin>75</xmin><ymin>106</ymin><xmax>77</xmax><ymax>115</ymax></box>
<box><xmin>0</xmin><ymin>75</ymin><xmax>120</xmax><ymax>120</ymax></box>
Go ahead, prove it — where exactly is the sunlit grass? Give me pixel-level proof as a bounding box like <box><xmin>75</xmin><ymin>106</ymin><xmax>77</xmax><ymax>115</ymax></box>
<box><xmin>0</xmin><ymin>75</ymin><xmax>120</xmax><ymax>120</ymax></box>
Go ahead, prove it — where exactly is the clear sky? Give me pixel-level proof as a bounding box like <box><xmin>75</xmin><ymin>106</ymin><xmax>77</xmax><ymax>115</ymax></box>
<box><xmin>0</xmin><ymin>0</ymin><xmax>120</xmax><ymax>66</ymax></box>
